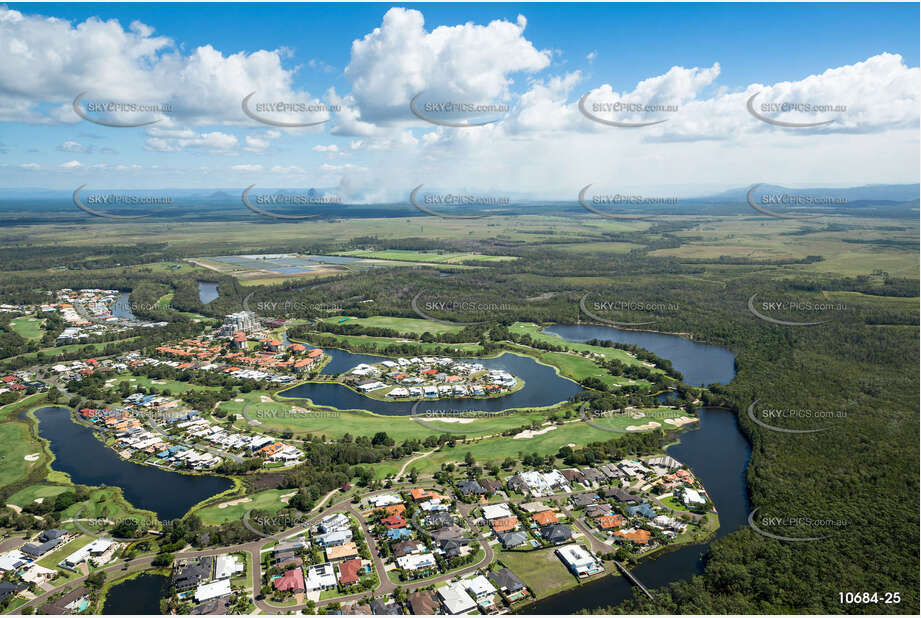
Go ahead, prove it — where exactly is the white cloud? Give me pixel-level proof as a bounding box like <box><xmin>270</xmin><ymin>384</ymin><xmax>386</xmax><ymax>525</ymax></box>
<box><xmin>343</xmin><ymin>8</ymin><xmax>550</xmax><ymax>125</ymax></box>
<box><xmin>59</xmin><ymin>160</ymin><xmax>82</xmax><ymax>168</ymax></box>
<box><xmin>231</xmin><ymin>164</ymin><xmax>263</xmax><ymax>172</ymax></box>
<box><xmin>58</xmin><ymin>140</ymin><xmax>90</xmax><ymax>153</ymax></box>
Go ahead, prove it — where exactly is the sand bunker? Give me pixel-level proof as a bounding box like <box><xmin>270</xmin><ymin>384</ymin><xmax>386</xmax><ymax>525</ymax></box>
<box><xmin>233</xmin><ymin>398</ymin><xmax>244</xmax><ymax>402</ymax></box>
<box><xmin>664</xmin><ymin>416</ymin><xmax>699</xmax><ymax>427</ymax></box>
<box><xmin>280</xmin><ymin>491</ymin><xmax>297</xmax><ymax>503</ymax></box>
<box><xmin>217</xmin><ymin>497</ymin><xmax>252</xmax><ymax>509</ymax></box>
<box><xmin>626</xmin><ymin>421</ymin><xmax>662</xmax><ymax>431</ymax></box>
<box><xmin>24</xmin><ymin>453</ymin><xmax>40</xmax><ymax>461</ymax></box>
<box><xmin>513</xmin><ymin>426</ymin><xmax>557</xmax><ymax>439</ymax></box>
<box><xmin>260</xmin><ymin>396</ymin><xmax>273</xmax><ymax>403</ymax></box>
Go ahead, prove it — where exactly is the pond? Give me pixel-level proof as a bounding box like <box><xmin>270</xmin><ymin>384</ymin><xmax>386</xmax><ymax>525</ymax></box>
<box><xmin>102</xmin><ymin>572</ymin><xmax>168</xmax><ymax>615</ymax></box>
<box><xmin>33</xmin><ymin>406</ymin><xmax>233</xmax><ymax>521</ymax></box>
<box><xmin>278</xmin><ymin>349</ymin><xmax>583</xmax><ymax>415</ymax></box>
<box><xmin>544</xmin><ymin>323</ymin><xmax>737</xmax><ymax>386</ymax></box>
<box><xmin>197</xmin><ymin>281</ymin><xmax>220</xmax><ymax>304</ymax></box>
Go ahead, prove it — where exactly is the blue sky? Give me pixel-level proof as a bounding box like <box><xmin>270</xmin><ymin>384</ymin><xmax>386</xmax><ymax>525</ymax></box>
<box><xmin>1</xmin><ymin>2</ymin><xmax>918</xmax><ymax>198</ymax></box>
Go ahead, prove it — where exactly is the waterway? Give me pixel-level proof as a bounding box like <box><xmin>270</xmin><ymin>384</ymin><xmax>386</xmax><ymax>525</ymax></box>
<box><xmin>198</xmin><ymin>281</ymin><xmax>220</xmax><ymax>304</ymax></box>
<box><xmin>525</xmin><ymin>324</ymin><xmax>746</xmax><ymax>613</ymax></box>
<box><xmin>526</xmin><ymin>406</ymin><xmax>750</xmax><ymax>612</ymax></box>
<box><xmin>544</xmin><ymin>323</ymin><xmax>736</xmax><ymax>386</ymax></box>
<box><xmin>33</xmin><ymin>406</ymin><xmax>233</xmax><ymax>521</ymax></box>
<box><xmin>102</xmin><ymin>572</ymin><xmax>168</xmax><ymax>615</ymax></box>
<box><xmin>278</xmin><ymin>349</ymin><xmax>583</xmax><ymax>415</ymax></box>
<box><xmin>111</xmin><ymin>292</ymin><xmax>137</xmax><ymax>321</ymax></box>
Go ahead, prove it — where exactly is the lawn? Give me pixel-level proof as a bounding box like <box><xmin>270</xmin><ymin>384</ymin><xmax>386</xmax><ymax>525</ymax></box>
<box><xmin>0</xmin><ymin>420</ymin><xmax>40</xmax><ymax>487</ymax></box>
<box><xmin>497</xmin><ymin>549</ymin><xmax>579</xmax><ymax>599</ymax></box>
<box><xmin>6</xmin><ymin>484</ymin><xmax>69</xmax><ymax>507</ymax></box>
<box><xmin>10</xmin><ymin>316</ymin><xmax>45</xmax><ymax>340</ymax></box>
<box><xmin>196</xmin><ymin>488</ymin><xmax>294</xmax><ymax>526</ymax></box>
<box><xmin>510</xmin><ymin>323</ymin><xmax>664</xmax><ymax>371</ymax></box>
<box><xmin>321</xmin><ymin>315</ymin><xmax>464</xmax><ymax>336</ymax></box>
<box><xmin>58</xmin><ymin>487</ymin><xmax>153</xmax><ymax>523</ymax></box>
<box><xmin>377</xmin><ymin>417</ymin><xmax>644</xmax><ymax>478</ymax></box>
<box><xmin>227</xmin><ymin>390</ymin><xmax>553</xmax><ymax>442</ymax></box>
<box><xmin>36</xmin><ymin>534</ymin><xmax>95</xmax><ymax>579</ymax></box>
<box><xmin>107</xmin><ymin>374</ymin><xmax>220</xmax><ymax>395</ymax></box>
<box><xmin>291</xmin><ymin>332</ymin><xmax>483</xmax><ymax>356</ymax></box>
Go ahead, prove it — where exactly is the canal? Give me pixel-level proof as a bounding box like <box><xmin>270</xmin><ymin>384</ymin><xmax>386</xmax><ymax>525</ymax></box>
<box><xmin>33</xmin><ymin>406</ymin><xmax>233</xmax><ymax>521</ymax></box>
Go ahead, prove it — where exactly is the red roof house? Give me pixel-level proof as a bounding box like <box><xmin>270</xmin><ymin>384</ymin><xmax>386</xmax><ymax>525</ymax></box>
<box><xmin>273</xmin><ymin>568</ymin><xmax>305</xmax><ymax>593</ymax></box>
<box><xmin>338</xmin><ymin>558</ymin><xmax>362</xmax><ymax>586</ymax></box>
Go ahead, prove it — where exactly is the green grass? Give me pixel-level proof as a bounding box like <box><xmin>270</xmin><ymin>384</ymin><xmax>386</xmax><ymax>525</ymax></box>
<box><xmin>497</xmin><ymin>549</ymin><xmax>579</xmax><ymax>599</ymax></box>
<box><xmin>9</xmin><ymin>315</ymin><xmax>45</xmax><ymax>340</ymax></box>
<box><xmin>9</xmin><ymin>337</ymin><xmax>141</xmax><ymax>363</ymax></box>
<box><xmin>510</xmin><ymin>323</ymin><xmax>663</xmax><ymax>371</ymax></box>
<box><xmin>36</xmin><ymin>533</ymin><xmax>95</xmax><ymax>578</ymax></box>
<box><xmin>321</xmin><ymin>315</ymin><xmax>464</xmax><ymax>336</ymax></box>
<box><xmin>0</xmin><ymin>421</ymin><xmax>40</xmax><ymax>487</ymax></box>
<box><xmin>335</xmin><ymin>249</ymin><xmax>517</xmax><ymax>264</ymax></box>
<box><xmin>6</xmin><ymin>483</ymin><xmax>69</xmax><ymax>507</ymax></box>
<box><xmin>196</xmin><ymin>488</ymin><xmax>293</xmax><ymax>525</ymax></box>
<box><xmin>59</xmin><ymin>487</ymin><xmax>154</xmax><ymax>523</ymax></box>
<box><xmin>107</xmin><ymin>373</ymin><xmax>220</xmax><ymax>395</ymax></box>
<box><xmin>291</xmin><ymin>332</ymin><xmax>483</xmax><ymax>356</ymax></box>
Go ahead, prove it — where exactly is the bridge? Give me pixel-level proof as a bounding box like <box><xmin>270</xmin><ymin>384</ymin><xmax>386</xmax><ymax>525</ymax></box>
<box><xmin>614</xmin><ymin>560</ymin><xmax>655</xmax><ymax>602</ymax></box>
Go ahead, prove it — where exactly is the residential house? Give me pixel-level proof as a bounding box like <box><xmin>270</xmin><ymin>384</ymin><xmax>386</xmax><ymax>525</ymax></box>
<box><xmin>497</xmin><ymin>531</ymin><xmax>530</xmax><ymax>549</ymax></box>
<box><xmin>337</xmin><ymin>558</ymin><xmax>363</xmax><ymax>586</ymax></box>
<box><xmin>488</xmin><ymin>567</ymin><xmax>528</xmax><ymax>601</ymax></box>
<box><xmin>438</xmin><ymin>582</ymin><xmax>477</xmax><ymax>615</ymax></box>
<box><xmin>540</xmin><ymin>524</ymin><xmax>572</xmax><ymax>545</ymax></box>
<box><xmin>555</xmin><ymin>544</ymin><xmax>604</xmax><ymax>578</ymax></box>
<box><xmin>407</xmin><ymin>590</ymin><xmax>440</xmax><ymax>615</ymax></box>
<box><xmin>274</xmin><ymin>568</ymin><xmax>306</xmax><ymax>593</ymax></box>
<box><xmin>303</xmin><ymin>563</ymin><xmax>336</xmax><ymax>592</ymax></box>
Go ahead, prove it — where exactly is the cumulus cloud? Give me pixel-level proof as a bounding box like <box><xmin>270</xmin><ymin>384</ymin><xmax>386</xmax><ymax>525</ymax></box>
<box><xmin>344</xmin><ymin>8</ymin><xmax>550</xmax><ymax>125</ymax></box>
<box><xmin>0</xmin><ymin>6</ymin><xmax>328</xmax><ymax>127</ymax></box>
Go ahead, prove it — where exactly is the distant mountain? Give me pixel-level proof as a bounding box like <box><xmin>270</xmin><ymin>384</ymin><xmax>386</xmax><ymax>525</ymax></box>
<box><xmin>700</xmin><ymin>183</ymin><xmax>920</xmax><ymax>203</ymax></box>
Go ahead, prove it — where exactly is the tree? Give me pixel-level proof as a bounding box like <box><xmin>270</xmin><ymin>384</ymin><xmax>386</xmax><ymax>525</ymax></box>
<box><xmin>85</xmin><ymin>571</ymin><xmax>106</xmax><ymax>589</ymax></box>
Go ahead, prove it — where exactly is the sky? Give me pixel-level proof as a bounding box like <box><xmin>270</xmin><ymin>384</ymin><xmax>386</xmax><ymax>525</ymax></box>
<box><xmin>0</xmin><ymin>2</ymin><xmax>918</xmax><ymax>200</ymax></box>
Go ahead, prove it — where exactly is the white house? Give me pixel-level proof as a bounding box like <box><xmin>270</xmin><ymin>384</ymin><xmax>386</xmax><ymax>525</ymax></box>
<box><xmin>304</xmin><ymin>563</ymin><xmax>337</xmax><ymax>592</ymax></box>
<box><xmin>556</xmin><ymin>544</ymin><xmax>604</xmax><ymax>578</ymax></box>
<box><xmin>214</xmin><ymin>554</ymin><xmax>244</xmax><ymax>580</ymax></box>
<box><xmin>194</xmin><ymin>579</ymin><xmax>232</xmax><ymax>603</ymax></box>
<box><xmin>437</xmin><ymin>582</ymin><xmax>477</xmax><ymax>615</ymax></box>
<box><xmin>396</xmin><ymin>552</ymin><xmax>436</xmax><ymax>571</ymax></box>
<box><xmin>481</xmin><ymin>504</ymin><xmax>513</xmax><ymax>520</ymax></box>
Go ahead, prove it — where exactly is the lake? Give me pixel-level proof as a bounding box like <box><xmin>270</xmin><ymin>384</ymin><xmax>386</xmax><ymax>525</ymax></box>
<box><xmin>34</xmin><ymin>406</ymin><xmax>233</xmax><ymax>521</ymax></box>
<box><xmin>278</xmin><ymin>349</ymin><xmax>583</xmax><ymax>415</ymax></box>
<box><xmin>545</xmin><ymin>323</ymin><xmax>737</xmax><ymax>386</ymax></box>
<box><xmin>102</xmin><ymin>572</ymin><xmax>167</xmax><ymax>615</ymax></box>
<box><xmin>197</xmin><ymin>281</ymin><xmax>220</xmax><ymax>304</ymax></box>
<box><xmin>526</xmin><ymin>406</ymin><xmax>751</xmax><ymax>613</ymax></box>
<box><xmin>111</xmin><ymin>292</ymin><xmax>136</xmax><ymax>321</ymax></box>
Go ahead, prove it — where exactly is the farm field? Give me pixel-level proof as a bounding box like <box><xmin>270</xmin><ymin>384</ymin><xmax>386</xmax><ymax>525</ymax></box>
<box><xmin>335</xmin><ymin>249</ymin><xmax>517</xmax><ymax>263</ymax></box>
